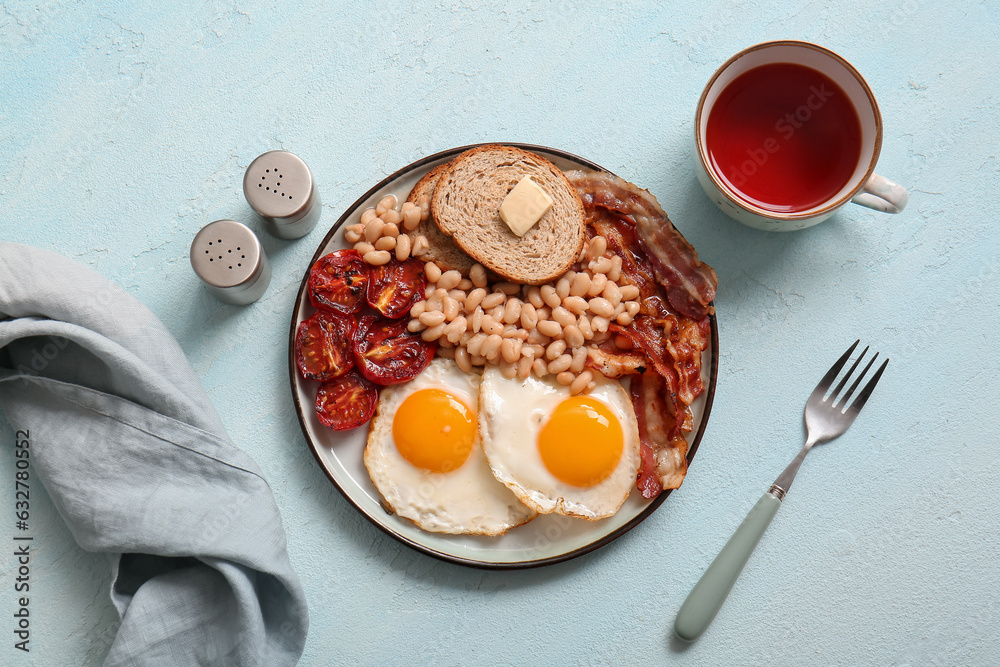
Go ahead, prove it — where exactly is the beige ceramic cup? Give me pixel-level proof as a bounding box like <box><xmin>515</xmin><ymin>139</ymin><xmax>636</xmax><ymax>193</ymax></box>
<box><xmin>694</xmin><ymin>40</ymin><xmax>909</xmax><ymax>231</ymax></box>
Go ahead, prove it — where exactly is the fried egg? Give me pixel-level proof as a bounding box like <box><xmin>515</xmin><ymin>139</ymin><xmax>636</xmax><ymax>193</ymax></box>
<box><xmin>478</xmin><ymin>367</ymin><xmax>641</xmax><ymax>520</ymax></box>
<box><xmin>364</xmin><ymin>357</ymin><xmax>537</xmax><ymax>535</ymax></box>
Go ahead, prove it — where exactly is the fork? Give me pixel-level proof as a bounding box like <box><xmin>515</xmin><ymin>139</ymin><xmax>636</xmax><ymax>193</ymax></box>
<box><xmin>673</xmin><ymin>340</ymin><xmax>888</xmax><ymax>642</ymax></box>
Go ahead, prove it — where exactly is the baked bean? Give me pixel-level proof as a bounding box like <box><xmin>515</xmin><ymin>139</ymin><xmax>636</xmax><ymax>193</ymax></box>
<box><xmin>517</xmin><ymin>356</ymin><xmax>533</xmax><ymax>379</ymax></box>
<box><xmin>503</xmin><ymin>298</ymin><xmax>522</xmax><ymax>324</ymax></box>
<box><xmin>481</xmin><ymin>334</ymin><xmax>503</xmax><ymax>360</ymax></box>
<box><xmin>548</xmin><ymin>354</ymin><xmax>572</xmax><ymax>374</ymax></box>
<box><xmin>603</xmin><ymin>282</ymin><xmax>622</xmax><ymax>308</ymax></box>
<box><xmin>360</xmin><ymin>208</ymin><xmax>377</xmax><ymax>225</ymax></box>
<box><xmin>520</xmin><ymin>303</ymin><xmax>538</xmax><ymax>330</ymax></box>
<box><xmin>406</xmin><ymin>319</ymin><xmax>424</xmax><ymax>333</ymax></box>
<box><xmin>424</xmin><ymin>285</ymin><xmax>435</xmax><ymax>298</ymax></box>
<box><xmin>354</xmin><ymin>241</ymin><xmax>374</xmax><ymax>255</ymax></box>
<box><xmin>493</xmin><ymin>282</ymin><xmax>518</xmax><ymax>296</ymax></box>
<box><xmin>526</xmin><ymin>286</ymin><xmax>544</xmax><ymax>308</ymax></box>
<box><xmin>481</xmin><ymin>292</ymin><xmax>505</xmax><ymax>309</ymax></box>
<box><xmin>416</xmin><ymin>194</ymin><xmax>431</xmax><ymax>221</ymax></box>
<box><xmin>481</xmin><ymin>315</ymin><xmax>503</xmax><ymax>335</ymax></box>
<box><xmin>620</xmin><ymin>284</ymin><xmax>640</xmax><ymax>301</ymax></box>
<box><xmin>344</xmin><ymin>228</ymin><xmax>362</xmax><ymax>243</ymax></box>
<box><xmin>437</xmin><ymin>270</ymin><xmax>462</xmax><ymax>291</ymax></box>
<box><xmin>424</xmin><ymin>262</ymin><xmax>442</xmax><ymax>283</ymax></box>
<box><xmin>455</xmin><ymin>346</ymin><xmax>473</xmax><ymax>372</ymax></box>
<box><xmin>419</xmin><ymin>310</ymin><xmax>446</xmax><ymax>327</ymax></box>
<box><xmin>613</xmin><ymin>302</ymin><xmax>626</xmax><ymax>318</ymax></box>
<box><xmin>578</xmin><ymin>314</ymin><xmax>593</xmax><ymax>340</ymax></box>
<box><xmin>442</xmin><ymin>296</ymin><xmax>460</xmax><ymax>321</ymax></box>
<box><xmin>502</xmin><ymin>327</ymin><xmax>527</xmax><ymax>340</ymax></box>
<box><xmin>410</xmin><ymin>301</ymin><xmax>426</xmax><ymax>318</ymax></box>
<box><xmin>460</xmin><ymin>331</ymin><xmax>473</xmax><ymax>345</ymax></box>
<box><xmin>462</xmin><ymin>288</ymin><xmax>485</xmax><ymax>312</ymax></box>
<box><xmin>536</xmin><ymin>319</ymin><xmax>561</xmax><ymax>338</ymax></box>
<box><xmin>556</xmin><ymin>371</ymin><xmax>575</xmax><ymax>386</ymax></box>
<box><xmin>456</xmin><ymin>278</ymin><xmax>473</xmax><ymax>291</ymax></box>
<box><xmin>541</xmin><ymin>284</ymin><xmax>561</xmax><ymax>309</ymax></box>
<box><xmin>615</xmin><ymin>334</ymin><xmax>632</xmax><ymax>349</ymax></box>
<box><xmin>522</xmin><ymin>344</ymin><xmax>540</xmax><ymax>359</ymax></box>
<box><xmin>376</xmin><ymin>195</ymin><xmax>397</xmax><ymax>214</ymax></box>
<box><xmin>563</xmin><ymin>295</ymin><xmax>588</xmax><ymax>315</ymax></box>
<box><xmin>463</xmin><ymin>263</ymin><xmax>484</xmax><ymax>288</ymax></box>
<box><xmin>570</xmin><ymin>370</ymin><xmax>593</xmax><ymax>395</ymax></box>
<box><xmin>571</xmin><ymin>347</ymin><xmax>587</xmax><ymax>373</ymax></box>
<box><xmin>437</xmin><ymin>342</ymin><xmax>455</xmax><ymax>355</ymax></box>
<box><xmin>546</xmin><ymin>340</ymin><xmax>567</xmax><ymax>360</ymax></box>
<box><xmin>466</xmin><ymin>333</ymin><xmax>487</xmax><ymax>357</ymax></box>
<box><xmin>411</xmin><ymin>235</ymin><xmax>429</xmax><ymax>257</ymax></box>
<box><xmin>499</xmin><ymin>360</ymin><xmax>518</xmax><ymax>379</ymax></box>
<box><xmin>394</xmin><ymin>234</ymin><xmax>411</xmax><ymax>261</ymax></box>
<box><xmin>470</xmin><ymin>306</ymin><xmax>484</xmax><ymax>333</ymax></box>
<box><xmin>570</xmin><ymin>272</ymin><xmax>591</xmax><ymax>297</ymax></box>
<box><xmin>626</xmin><ymin>301</ymin><xmax>640</xmax><ymax>316</ymax></box>
<box><xmin>449</xmin><ymin>289</ymin><xmax>467</xmax><ymax>302</ymax></box>
<box><xmin>421</xmin><ymin>323</ymin><xmax>446</xmax><ymax>341</ymax></box>
<box><xmin>551</xmin><ymin>307</ymin><xmax>576</xmax><ymax>327</ymax></box>
<box><xmin>526</xmin><ymin>328</ymin><xmax>550</xmax><ymax>346</ymax></box>
<box><xmin>445</xmin><ymin>317</ymin><xmax>466</xmax><ymax>343</ymax></box>
<box><xmin>556</xmin><ymin>277</ymin><xmax>571</xmax><ymax>300</ymax></box>
<box><xmin>563</xmin><ymin>324</ymin><xmax>585</xmax><ymax>348</ymax></box>
<box><xmin>382</xmin><ymin>222</ymin><xmax>399</xmax><ymax>238</ymax></box>
<box><xmin>424</xmin><ymin>293</ymin><xmax>442</xmax><ymax>312</ymax></box>
<box><xmin>501</xmin><ymin>338</ymin><xmax>521</xmax><ymax>364</ymax></box>
<box><xmin>616</xmin><ymin>311</ymin><xmax>634</xmax><ymax>326</ymax></box>
<box><xmin>608</xmin><ymin>255</ymin><xmax>623</xmax><ymax>282</ymax></box>
<box><xmin>380</xmin><ymin>209</ymin><xmax>401</xmax><ymax>226</ymax></box>
<box><xmin>364</xmin><ymin>219</ymin><xmax>385</xmax><ymax>243</ymax></box>
<box><xmin>591</xmin><ymin>316</ymin><xmax>610</xmax><ymax>333</ymax></box>
<box><xmin>401</xmin><ymin>203</ymin><xmax>421</xmax><ymax>231</ymax></box>
<box><xmin>364</xmin><ymin>250</ymin><xmax>391</xmax><ymax>266</ymax></box>
<box><xmin>374</xmin><ymin>236</ymin><xmax>396</xmax><ymax>251</ymax></box>
<box><xmin>470</xmin><ymin>354</ymin><xmax>486</xmax><ymax>366</ymax></box>
<box><xmin>591</xmin><ymin>256</ymin><xmax>613</xmax><ymax>274</ymax></box>
<box><xmin>588</xmin><ymin>297</ymin><xmax>615</xmax><ymax>319</ymax></box>
<box><xmin>532</xmin><ymin>358</ymin><xmax>548</xmax><ymax>377</ymax></box>
<box><xmin>587</xmin><ymin>235</ymin><xmax>607</xmax><ymax>260</ymax></box>
<box><xmin>592</xmin><ymin>330</ymin><xmax>610</xmax><ymax>344</ymax></box>
<box><xmin>587</xmin><ymin>273</ymin><xmax>607</xmax><ymax>296</ymax></box>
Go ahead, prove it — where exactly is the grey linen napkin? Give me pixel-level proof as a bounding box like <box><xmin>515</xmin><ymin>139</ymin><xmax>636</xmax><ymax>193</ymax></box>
<box><xmin>0</xmin><ymin>242</ymin><xmax>307</xmax><ymax>666</ymax></box>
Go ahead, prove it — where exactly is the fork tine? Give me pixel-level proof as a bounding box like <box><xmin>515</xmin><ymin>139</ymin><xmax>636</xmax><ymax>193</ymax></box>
<box><xmin>837</xmin><ymin>351</ymin><xmax>878</xmax><ymax>408</ymax></box>
<box><xmin>808</xmin><ymin>340</ymin><xmax>859</xmax><ymax>404</ymax></box>
<box><xmin>828</xmin><ymin>345</ymin><xmax>869</xmax><ymax>404</ymax></box>
<box><xmin>846</xmin><ymin>357</ymin><xmax>889</xmax><ymax>417</ymax></box>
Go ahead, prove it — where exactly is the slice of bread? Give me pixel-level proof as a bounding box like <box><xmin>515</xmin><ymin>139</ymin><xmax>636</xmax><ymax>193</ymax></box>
<box><xmin>430</xmin><ymin>145</ymin><xmax>585</xmax><ymax>285</ymax></box>
<box><xmin>405</xmin><ymin>163</ymin><xmax>476</xmax><ymax>274</ymax></box>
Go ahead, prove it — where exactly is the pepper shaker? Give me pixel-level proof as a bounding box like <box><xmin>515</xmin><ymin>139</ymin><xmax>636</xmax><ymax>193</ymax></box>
<box><xmin>243</xmin><ymin>150</ymin><xmax>321</xmax><ymax>239</ymax></box>
<box><xmin>190</xmin><ymin>219</ymin><xmax>271</xmax><ymax>305</ymax></box>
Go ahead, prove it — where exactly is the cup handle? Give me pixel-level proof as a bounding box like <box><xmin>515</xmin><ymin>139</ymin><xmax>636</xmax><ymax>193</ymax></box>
<box><xmin>851</xmin><ymin>173</ymin><xmax>909</xmax><ymax>214</ymax></box>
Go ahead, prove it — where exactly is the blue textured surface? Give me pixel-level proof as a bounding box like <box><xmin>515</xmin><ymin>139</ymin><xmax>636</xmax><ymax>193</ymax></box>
<box><xmin>2</xmin><ymin>1</ymin><xmax>999</xmax><ymax>665</ymax></box>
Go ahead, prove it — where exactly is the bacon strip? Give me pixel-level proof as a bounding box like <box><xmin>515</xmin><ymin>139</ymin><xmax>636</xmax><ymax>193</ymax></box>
<box><xmin>566</xmin><ymin>170</ymin><xmax>718</xmax><ymax>319</ymax></box>
<box><xmin>631</xmin><ymin>370</ymin><xmax>689</xmax><ymax>497</ymax></box>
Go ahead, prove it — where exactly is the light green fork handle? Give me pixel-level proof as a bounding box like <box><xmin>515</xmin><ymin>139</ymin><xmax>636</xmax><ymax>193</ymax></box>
<box><xmin>674</xmin><ymin>492</ymin><xmax>782</xmax><ymax>642</ymax></box>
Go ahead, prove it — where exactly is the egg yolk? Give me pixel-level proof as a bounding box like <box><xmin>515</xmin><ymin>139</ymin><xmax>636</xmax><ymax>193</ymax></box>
<box><xmin>393</xmin><ymin>389</ymin><xmax>476</xmax><ymax>473</ymax></box>
<box><xmin>537</xmin><ymin>396</ymin><xmax>623</xmax><ymax>487</ymax></box>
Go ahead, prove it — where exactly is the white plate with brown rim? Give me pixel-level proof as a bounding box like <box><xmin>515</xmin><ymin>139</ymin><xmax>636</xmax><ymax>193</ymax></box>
<box><xmin>288</xmin><ymin>143</ymin><xmax>718</xmax><ymax>569</ymax></box>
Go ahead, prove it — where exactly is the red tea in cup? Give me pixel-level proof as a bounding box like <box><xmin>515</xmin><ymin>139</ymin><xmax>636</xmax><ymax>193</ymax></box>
<box><xmin>705</xmin><ymin>62</ymin><xmax>862</xmax><ymax>214</ymax></box>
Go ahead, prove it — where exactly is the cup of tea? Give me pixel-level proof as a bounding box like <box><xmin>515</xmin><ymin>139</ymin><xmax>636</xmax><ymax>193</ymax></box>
<box><xmin>694</xmin><ymin>40</ymin><xmax>909</xmax><ymax>231</ymax></box>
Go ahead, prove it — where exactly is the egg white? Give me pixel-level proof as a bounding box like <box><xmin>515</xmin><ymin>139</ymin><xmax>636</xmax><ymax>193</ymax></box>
<box><xmin>478</xmin><ymin>367</ymin><xmax>641</xmax><ymax>520</ymax></box>
<box><xmin>364</xmin><ymin>358</ymin><xmax>537</xmax><ymax>536</ymax></box>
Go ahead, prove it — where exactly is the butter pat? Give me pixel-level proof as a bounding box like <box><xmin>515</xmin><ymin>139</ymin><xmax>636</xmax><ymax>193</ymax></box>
<box><xmin>499</xmin><ymin>176</ymin><xmax>554</xmax><ymax>236</ymax></box>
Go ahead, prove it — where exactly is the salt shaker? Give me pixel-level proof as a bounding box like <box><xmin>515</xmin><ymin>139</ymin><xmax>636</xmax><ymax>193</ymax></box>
<box><xmin>243</xmin><ymin>150</ymin><xmax>321</xmax><ymax>239</ymax></box>
<box><xmin>190</xmin><ymin>219</ymin><xmax>271</xmax><ymax>305</ymax></box>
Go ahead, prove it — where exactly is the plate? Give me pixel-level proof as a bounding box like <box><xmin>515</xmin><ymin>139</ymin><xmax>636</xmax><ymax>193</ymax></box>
<box><xmin>289</xmin><ymin>144</ymin><xmax>718</xmax><ymax>569</ymax></box>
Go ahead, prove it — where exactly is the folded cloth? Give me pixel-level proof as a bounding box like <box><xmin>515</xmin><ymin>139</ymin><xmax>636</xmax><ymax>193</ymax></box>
<box><xmin>0</xmin><ymin>242</ymin><xmax>308</xmax><ymax>666</ymax></box>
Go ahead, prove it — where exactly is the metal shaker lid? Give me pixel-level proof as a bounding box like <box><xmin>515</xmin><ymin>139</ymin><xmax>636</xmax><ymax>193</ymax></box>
<box><xmin>190</xmin><ymin>219</ymin><xmax>271</xmax><ymax>305</ymax></box>
<box><xmin>243</xmin><ymin>150</ymin><xmax>320</xmax><ymax>239</ymax></box>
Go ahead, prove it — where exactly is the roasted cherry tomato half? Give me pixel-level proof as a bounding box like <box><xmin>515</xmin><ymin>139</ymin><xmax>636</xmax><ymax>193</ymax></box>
<box><xmin>352</xmin><ymin>314</ymin><xmax>436</xmax><ymax>385</ymax></box>
<box><xmin>295</xmin><ymin>311</ymin><xmax>355</xmax><ymax>381</ymax></box>
<box><xmin>315</xmin><ymin>371</ymin><xmax>378</xmax><ymax>430</ymax></box>
<box><xmin>308</xmin><ymin>250</ymin><xmax>369</xmax><ymax>314</ymax></box>
<box><xmin>365</xmin><ymin>257</ymin><xmax>427</xmax><ymax>319</ymax></box>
